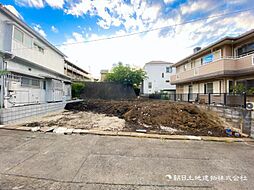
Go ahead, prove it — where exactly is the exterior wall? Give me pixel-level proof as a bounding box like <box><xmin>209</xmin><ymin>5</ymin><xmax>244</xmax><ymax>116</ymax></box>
<box><xmin>0</xmin><ymin>8</ymin><xmax>72</xmax><ymax>108</ymax></box>
<box><xmin>0</xmin><ymin>12</ymin><xmax>12</xmax><ymax>51</ymax></box>
<box><xmin>176</xmin><ymin>85</ymin><xmax>183</xmax><ymax>94</ymax></box>
<box><xmin>172</xmin><ymin>54</ymin><xmax>254</xmax><ymax>84</ymax></box>
<box><xmin>171</xmin><ymin>32</ymin><xmax>254</xmax><ymax>88</ymax></box>
<box><xmin>179</xmin><ymin>79</ymin><xmax>229</xmax><ymax>94</ymax></box>
<box><xmin>0</xmin><ymin>11</ymin><xmax>65</xmax><ymax>75</ymax></box>
<box><xmin>233</xmin><ymin>36</ymin><xmax>254</xmax><ymax>51</ymax></box>
<box><xmin>3</xmin><ymin>58</ymin><xmax>71</xmax><ymax>108</ymax></box>
<box><xmin>12</xmin><ymin>39</ymin><xmax>65</xmax><ymax>74</ymax></box>
<box><xmin>100</xmin><ymin>73</ymin><xmax>108</xmax><ymax>82</ymax></box>
<box><xmin>222</xmin><ymin>44</ymin><xmax>233</xmax><ymax>57</ymax></box>
<box><xmin>143</xmin><ymin>63</ymin><xmax>176</xmax><ymax>94</ymax></box>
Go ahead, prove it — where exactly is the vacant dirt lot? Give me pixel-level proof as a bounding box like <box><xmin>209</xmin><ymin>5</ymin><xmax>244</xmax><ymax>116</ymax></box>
<box><xmin>64</xmin><ymin>99</ymin><xmax>228</xmax><ymax>136</ymax></box>
<box><xmin>24</xmin><ymin>111</ymin><xmax>125</xmax><ymax>131</ymax></box>
<box><xmin>22</xmin><ymin>99</ymin><xmax>230</xmax><ymax>136</ymax></box>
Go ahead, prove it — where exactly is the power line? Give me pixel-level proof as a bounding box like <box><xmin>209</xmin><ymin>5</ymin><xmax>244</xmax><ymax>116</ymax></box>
<box><xmin>12</xmin><ymin>7</ymin><xmax>254</xmax><ymax>51</ymax></box>
<box><xmin>55</xmin><ymin>7</ymin><xmax>254</xmax><ymax>47</ymax></box>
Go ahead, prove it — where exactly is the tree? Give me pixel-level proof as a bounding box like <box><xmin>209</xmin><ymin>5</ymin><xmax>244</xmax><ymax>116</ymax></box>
<box><xmin>72</xmin><ymin>82</ymin><xmax>85</xmax><ymax>98</ymax></box>
<box><xmin>231</xmin><ymin>83</ymin><xmax>254</xmax><ymax>95</ymax></box>
<box><xmin>105</xmin><ymin>63</ymin><xmax>146</xmax><ymax>94</ymax></box>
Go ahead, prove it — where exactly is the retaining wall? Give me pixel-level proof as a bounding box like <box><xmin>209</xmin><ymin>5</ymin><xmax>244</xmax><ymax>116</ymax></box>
<box><xmin>197</xmin><ymin>104</ymin><xmax>254</xmax><ymax>138</ymax></box>
<box><xmin>0</xmin><ymin>102</ymin><xmax>66</xmax><ymax>124</ymax></box>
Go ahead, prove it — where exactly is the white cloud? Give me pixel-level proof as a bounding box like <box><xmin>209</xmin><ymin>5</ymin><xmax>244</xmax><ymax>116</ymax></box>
<box><xmin>15</xmin><ymin>0</ymin><xmax>64</xmax><ymax>9</ymax></box>
<box><xmin>64</xmin><ymin>0</ymin><xmax>161</xmax><ymax>32</ymax></box>
<box><xmin>4</xmin><ymin>5</ymin><xmax>24</xmax><ymax>20</ymax></box>
<box><xmin>180</xmin><ymin>0</ymin><xmax>211</xmax><ymax>15</ymax></box>
<box><xmin>51</xmin><ymin>25</ymin><xmax>58</xmax><ymax>33</ymax></box>
<box><xmin>33</xmin><ymin>24</ymin><xmax>47</xmax><ymax>38</ymax></box>
<box><xmin>44</xmin><ymin>0</ymin><xmax>65</xmax><ymax>8</ymax></box>
<box><xmin>164</xmin><ymin>0</ymin><xmax>175</xmax><ymax>4</ymax></box>
<box><xmin>15</xmin><ymin>0</ymin><xmax>44</xmax><ymax>8</ymax></box>
<box><xmin>64</xmin><ymin>0</ymin><xmax>93</xmax><ymax>17</ymax></box>
<box><xmin>60</xmin><ymin>9</ymin><xmax>254</xmax><ymax>78</ymax></box>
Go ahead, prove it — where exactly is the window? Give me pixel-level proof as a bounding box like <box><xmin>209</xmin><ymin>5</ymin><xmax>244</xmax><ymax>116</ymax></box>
<box><xmin>201</xmin><ymin>58</ymin><xmax>203</xmax><ymax>65</ymax></box>
<box><xmin>21</xmin><ymin>77</ymin><xmax>40</xmax><ymax>88</ymax></box>
<box><xmin>162</xmin><ymin>73</ymin><xmax>164</xmax><ymax>78</ymax></box>
<box><xmin>237</xmin><ymin>42</ymin><xmax>254</xmax><ymax>56</ymax></box>
<box><xmin>53</xmin><ymin>80</ymin><xmax>63</xmax><ymax>90</ymax></box>
<box><xmin>166</xmin><ymin>67</ymin><xmax>172</xmax><ymax>73</ymax></box>
<box><xmin>204</xmin><ymin>83</ymin><xmax>213</xmax><ymax>94</ymax></box>
<box><xmin>21</xmin><ymin>77</ymin><xmax>29</xmax><ymax>86</ymax></box>
<box><xmin>14</xmin><ymin>27</ymin><xmax>23</xmax><ymax>43</ymax></box>
<box><xmin>229</xmin><ymin>80</ymin><xmax>234</xmax><ymax>93</ymax></box>
<box><xmin>31</xmin><ymin>79</ymin><xmax>40</xmax><ymax>87</ymax></box>
<box><xmin>183</xmin><ymin>64</ymin><xmax>187</xmax><ymax>71</ymax></box>
<box><xmin>34</xmin><ymin>43</ymin><xmax>44</xmax><ymax>54</ymax></box>
<box><xmin>24</xmin><ymin>34</ymin><xmax>32</xmax><ymax>48</ymax></box>
<box><xmin>191</xmin><ymin>62</ymin><xmax>195</xmax><ymax>69</ymax></box>
<box><xmin>43</xmin><ymin>81</ymin><xmax>46</xmax><ymax>90</ymax></box>
<box><xmin>148</xmin><ymin>82</ymin><xmax>152</xmax><ymax>89</ymax></box>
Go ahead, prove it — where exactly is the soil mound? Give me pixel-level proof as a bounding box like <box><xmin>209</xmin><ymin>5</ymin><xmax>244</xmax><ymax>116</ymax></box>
<box><xmin>66</xmin><ymin>99</ymin><xmax>227</xmax><ymax>136</ymax></box>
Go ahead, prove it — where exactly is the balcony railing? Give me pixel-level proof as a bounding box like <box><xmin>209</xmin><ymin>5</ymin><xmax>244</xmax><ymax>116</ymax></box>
<box><xmin>171</xmin><ymin>54</ymin><xmax>254</xmax><ymax>83</ymax></box>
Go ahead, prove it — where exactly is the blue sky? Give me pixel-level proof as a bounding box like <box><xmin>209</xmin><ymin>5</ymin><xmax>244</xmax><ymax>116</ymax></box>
<box><xmin>1</xmin><ymin>0</ymin><xmax>254</xmax><ymax>77</ymax></box>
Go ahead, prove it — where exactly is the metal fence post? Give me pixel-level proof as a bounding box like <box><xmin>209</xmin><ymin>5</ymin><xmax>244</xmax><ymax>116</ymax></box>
<box><xmin>174</xmin><ymin>93</ymin><xmax>176</xmax><ymax>101</ymax></box>
<box><xmin>243</xmin><ymin>92</ymin><xmax>247</xmax><ymax>108</ymax></box>
<box><xmin>188</xmin><ymin>93</ymin><xmax>190</xmax><ymax>102</ymax></box>
<box><xmin>208</xmin><ymin>93</ymin><xmax>211</xmax><ymax>105</ymax></box>
<box><xmin>224</xmin><ymin>93</ymin><xmax>227</xmax><ymax>106</ymax></box>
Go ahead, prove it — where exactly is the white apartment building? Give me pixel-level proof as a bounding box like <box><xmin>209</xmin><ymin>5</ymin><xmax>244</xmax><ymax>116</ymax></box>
<box><xmin>0</xmin><ymin>5</ymin><xmax>73</xmax><ymax>123</ymax></box>
<box><xmin>142</xmin><ymin>61</ymin><xmax>176</xmax><ymax>94</ymax></box>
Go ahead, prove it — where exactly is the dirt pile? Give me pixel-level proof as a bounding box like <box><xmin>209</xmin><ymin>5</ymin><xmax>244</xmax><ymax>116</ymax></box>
<box><xmin>66</xmin><ymin>99</ymin><xmax>227</xmax><ymax>136</ymax></box>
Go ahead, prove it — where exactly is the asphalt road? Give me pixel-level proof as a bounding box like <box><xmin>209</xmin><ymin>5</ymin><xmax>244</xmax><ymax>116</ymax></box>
<box><xmin>0</xmin><ymin>129</ymin><xmax>253</xmax><ymax>190</ymax></box>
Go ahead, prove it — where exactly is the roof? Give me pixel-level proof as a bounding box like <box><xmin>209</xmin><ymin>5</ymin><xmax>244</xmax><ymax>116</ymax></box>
<box><xmin>145</xmin><ymin>61</ymin><xmax>174</xmax><ymax>65</ymax></box>
<box><xmin>64</xmin><ymin>59</ymin><xmax>89</xmax><ymax>74</ymax></box>
<box><xmin>174</xmin><ymin>29</ymin><xmax>254</xmax><ymax>67</ymax></box>
<box><xmin>100</xmin><ymin>70</ymin><xmax>109</xmax><ymax>74</ymax></box>
<box><xmin>0</xmin><ymin>4</ymin><xmax>66</xmax><ymax>57</ymax></box>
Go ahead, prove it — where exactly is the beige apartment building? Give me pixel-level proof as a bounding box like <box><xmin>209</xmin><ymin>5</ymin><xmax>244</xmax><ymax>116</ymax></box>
<box><xmin>64</xmin><ymin>59</ymin><xmax>92</xmax><ymax>82</ymax></box>
<box><xmin>170</xmin><ymin>29</ymin><xmax>254</xmax><ymax>104</ymax></box>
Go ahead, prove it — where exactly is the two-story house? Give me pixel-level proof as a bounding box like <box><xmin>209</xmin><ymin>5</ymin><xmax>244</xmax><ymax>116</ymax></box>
<box><xmin>142</xmin><ymin>61</ymin><xmax>176</xmax><ymax>95</ymax></box>
<box><xmin>0</xmin><ymin>4</ymin><xmax>73</xmax><ymax>109</ymax></box>
<box><xmin>170</xmin><ymin>29</ymin><xmax>254</xmax><ymax>103</ymax></box>
<box><xmin>0</xmin><ymin>5</ymin><xmax>73</xmax><ymax>123</ymax></box>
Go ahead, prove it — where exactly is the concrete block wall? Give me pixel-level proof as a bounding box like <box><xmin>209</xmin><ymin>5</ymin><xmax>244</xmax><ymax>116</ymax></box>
<box><xmin>198</xmin><ymin>104</ymin><xmax>253</xmax><ymax>137</ymax></box>
<box><xmin>0</xmin><ymin>102</ymin><xmax>66</xmax><ymax>124</ymax></box>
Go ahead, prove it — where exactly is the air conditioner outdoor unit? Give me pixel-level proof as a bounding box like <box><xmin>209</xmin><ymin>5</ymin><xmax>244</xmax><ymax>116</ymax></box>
<box><xmin>246</xmin><ymin>102</ymin><xmax>254</xmax><ymax>111</ymax></box>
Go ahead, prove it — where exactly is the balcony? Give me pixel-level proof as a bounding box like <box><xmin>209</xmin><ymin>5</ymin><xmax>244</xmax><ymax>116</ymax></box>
<box><xmin>171</xmin><ymin>54</ymin><xmax>254</xmax><ymax>84</ymax></box>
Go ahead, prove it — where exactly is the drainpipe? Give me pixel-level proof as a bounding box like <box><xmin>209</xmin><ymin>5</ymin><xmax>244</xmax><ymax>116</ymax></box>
<box><xmin>1</xmin><ymin>52</ymin><xmax>15</xmax><ymax>108</ymax></box>
<box><xmin>0</xmin><ymin>55</ymin><xmax>3</xmax><ymax>109</ymax></box>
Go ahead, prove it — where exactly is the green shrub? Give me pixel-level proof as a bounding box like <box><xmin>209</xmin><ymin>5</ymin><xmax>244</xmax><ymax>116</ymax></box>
<box><xmin>72</xmin><ymin>82</ymin><xmax>85</xmax><ymax>98</ymax></box>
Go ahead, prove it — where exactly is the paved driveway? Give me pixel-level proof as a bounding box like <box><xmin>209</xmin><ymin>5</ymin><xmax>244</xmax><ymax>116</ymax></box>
<box><xmin>0</xmin><ymin>129</ymin><xmax>253</xmax><ymax>190</ymax></box>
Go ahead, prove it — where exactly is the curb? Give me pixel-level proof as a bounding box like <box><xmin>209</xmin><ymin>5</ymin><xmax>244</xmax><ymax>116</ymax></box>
<box><xmin>0</xmin><ymin>125</ymin><xmax>253</xmax><ymax>143</ymax></box>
